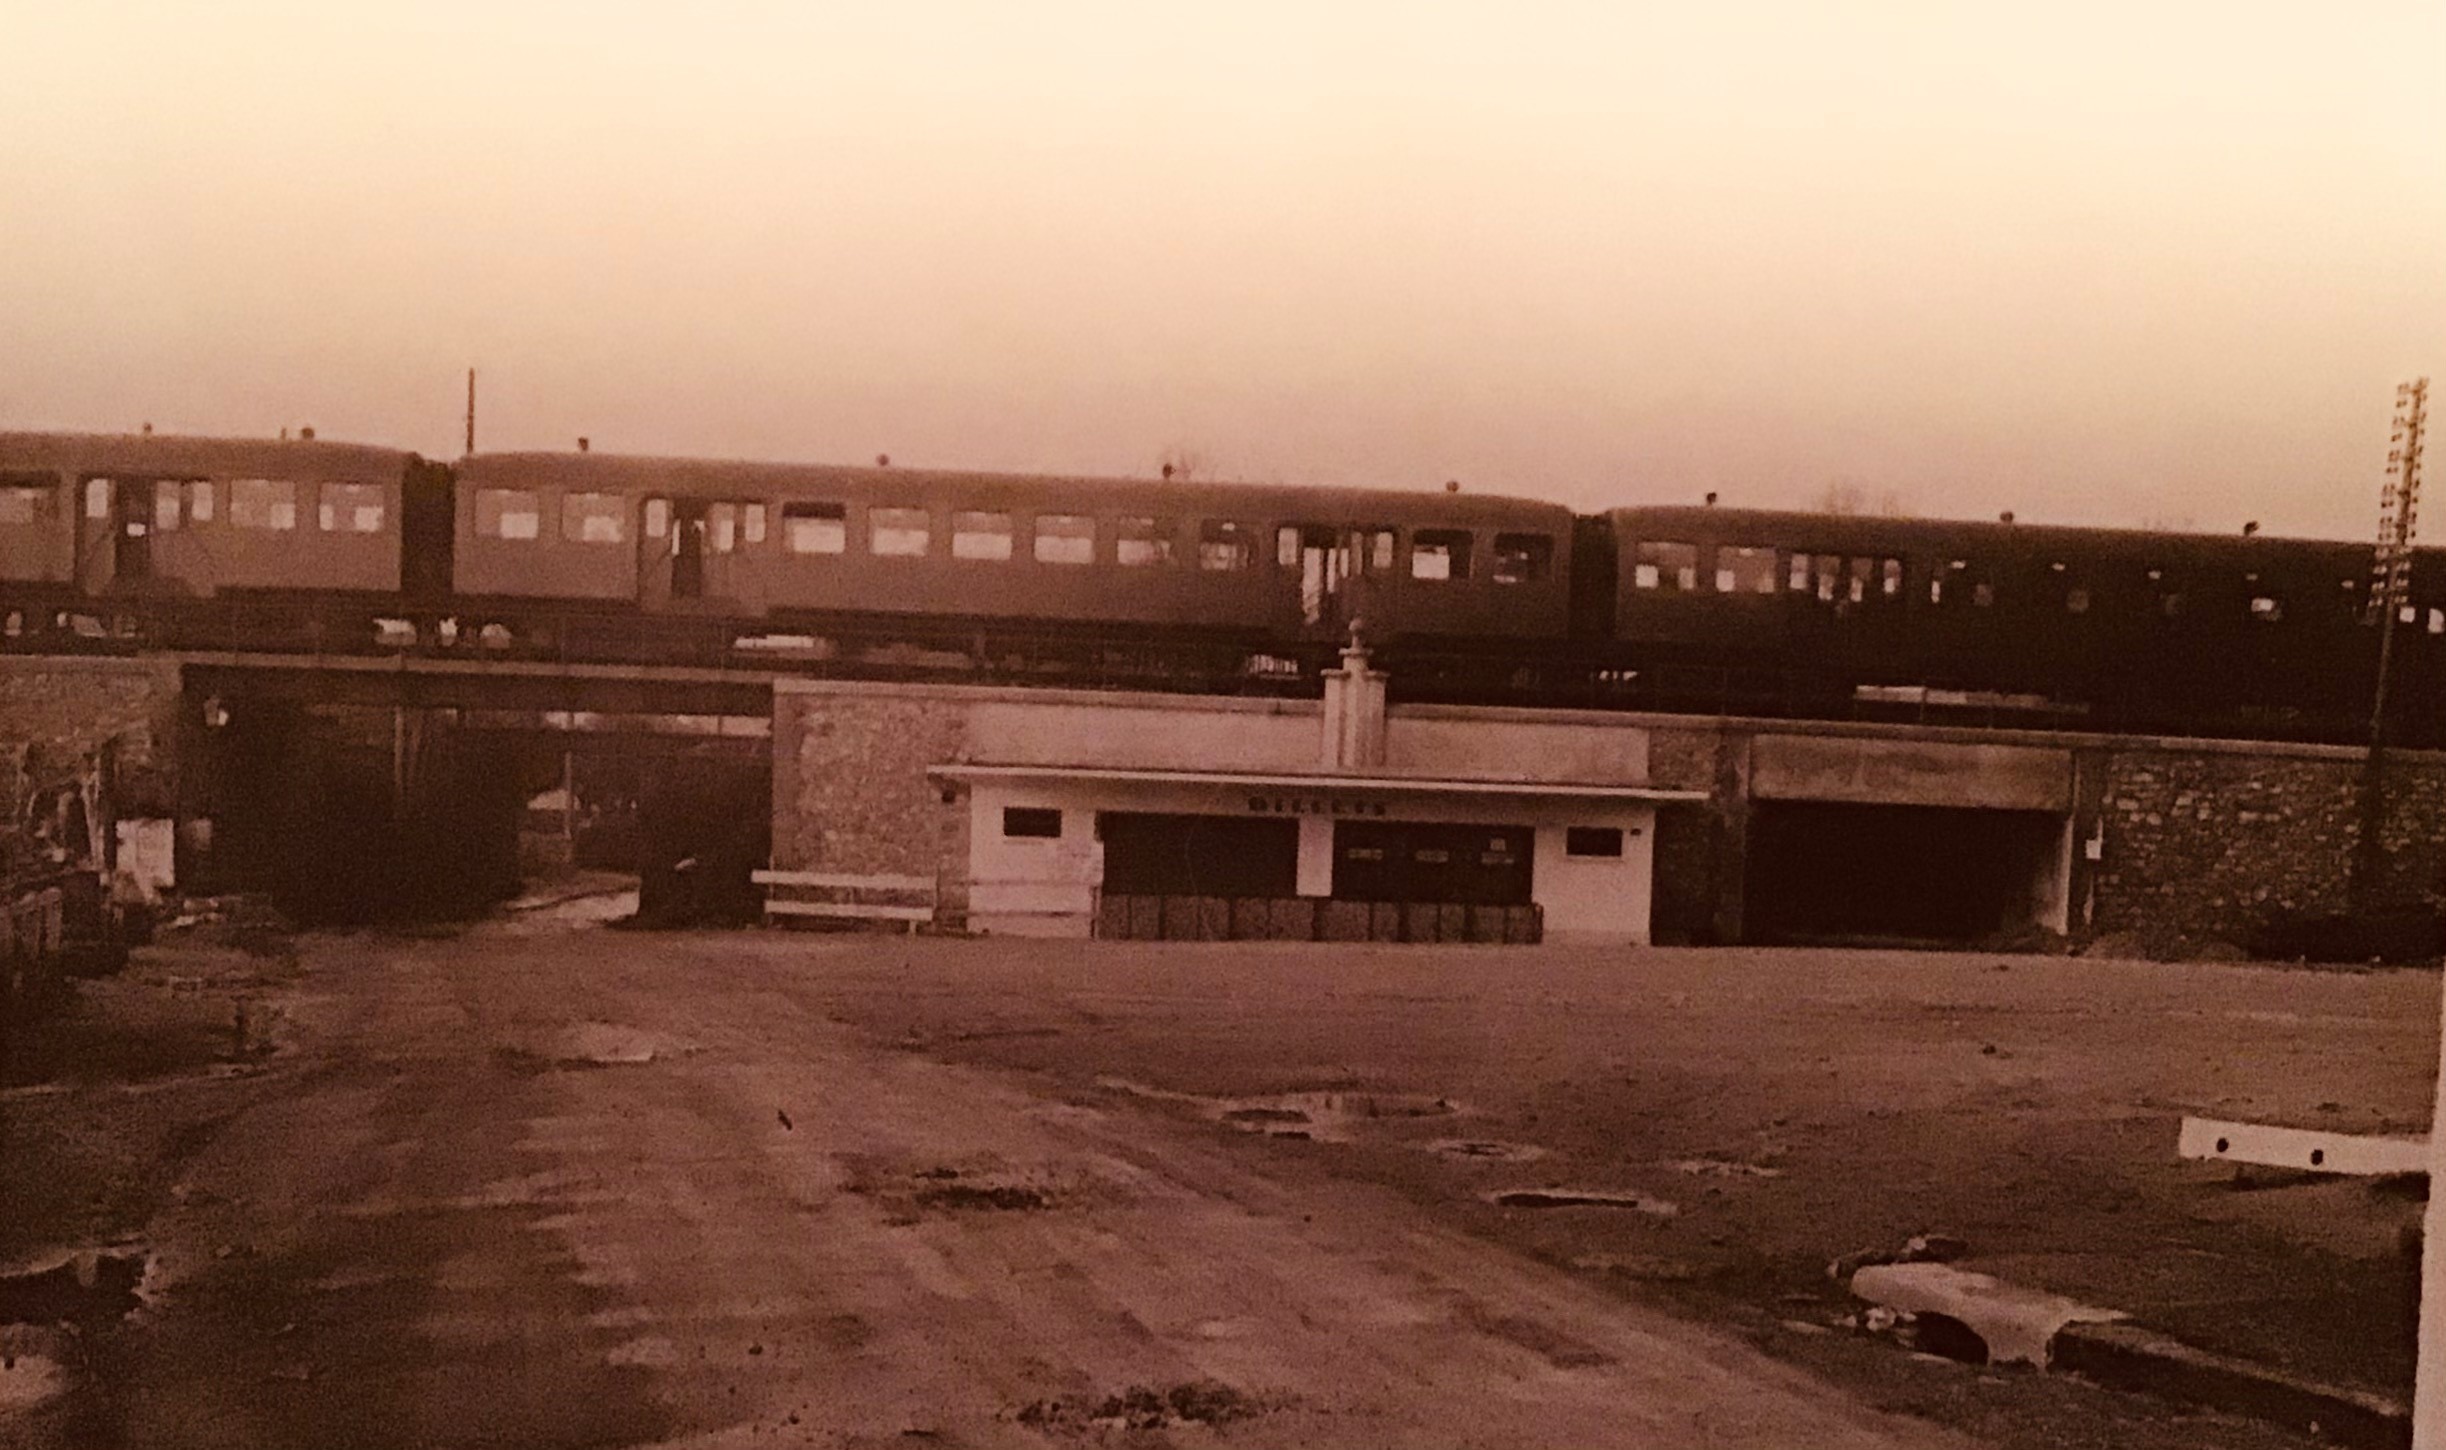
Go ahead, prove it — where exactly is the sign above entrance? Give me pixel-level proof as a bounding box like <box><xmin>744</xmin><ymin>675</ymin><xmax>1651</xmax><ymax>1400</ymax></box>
<box><xmin>1246</xmin><ymin>793</ymin><xmax>1390</xmax><ymax>818</ymax></box>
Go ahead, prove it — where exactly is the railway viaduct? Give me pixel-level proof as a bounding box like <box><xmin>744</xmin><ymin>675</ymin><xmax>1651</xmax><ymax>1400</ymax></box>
<box><xmin>0</xmin><ymin>648</ymin><xmax>2438</xmax><ymax>952</ymax></box>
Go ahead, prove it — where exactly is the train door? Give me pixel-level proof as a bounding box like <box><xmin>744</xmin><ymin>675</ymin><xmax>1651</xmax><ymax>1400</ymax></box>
<box><xmin>670</xmin><ymin>501</ymin><xmax>708</xmax><ymax>601</ymax></box>
<box><xmin>112</xmin><ymin>479</ymin><xmax>156</xmax><ymax>584</ymax></box>
<box><xmin>1277</xmin><ymin>524</ymin><xmax>1392</xmax><ymax>641</ymax></box>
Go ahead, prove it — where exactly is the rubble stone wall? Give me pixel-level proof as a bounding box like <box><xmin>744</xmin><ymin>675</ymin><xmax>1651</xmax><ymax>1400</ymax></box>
<box><xmin>2090</xmin><ymin>745</ymin><xmax>2446</xmax><ymax>939</ymax></box>
<box><xmin>772</xmin><ymin>688</ymin><xmax>972</xmax><ymax>883</ymax></box>
<box><xmin>0</xmin><ymin>656</ymin><xmax>182</xmax><ymax>817</ymax></box>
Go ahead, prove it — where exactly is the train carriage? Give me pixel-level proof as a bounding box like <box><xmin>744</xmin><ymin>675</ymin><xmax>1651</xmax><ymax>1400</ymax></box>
<box><xmin>1604</xmin><ymin>505</ymin><xmax>2439</xmax><ymax>736</ymax></box>
<box><xmin>454</xmin><ymin>451</ymin><xmax>1574</xmax><ymax>646</ymax></box>
<box><xmin>0</xmin><ymin>431</ymin><xmax>420</xmax><ymax>601</ymax></box>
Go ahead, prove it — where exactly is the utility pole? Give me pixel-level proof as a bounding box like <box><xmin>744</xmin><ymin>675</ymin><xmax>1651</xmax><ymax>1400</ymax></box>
<box><xmin>2390</xmin><ymin>378</ymin><xmax>2443</xmax><ymax>1450</ymax></box>
<box><xmin>464</xmin><ymin>369</ymin><xmax>477</xmax><ymax>458</ymax></box>
<box><xmin>2354</xmin><ymin>378</ymin><xmax>2428</xmax><ymax>913</ymax></box>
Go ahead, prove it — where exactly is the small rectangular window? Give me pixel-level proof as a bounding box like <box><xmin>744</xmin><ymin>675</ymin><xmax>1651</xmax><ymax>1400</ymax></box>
<box><xmin>1492</xmin><ymin>533</ymin><xmax>1553</xmax><ymax>584</ymax></box>
<box><xmin>1198</xmin><ymin>520</ymin><xmax>1252</xmax><ymax>571</ymax></box>
<box><xmin>1716</xmin><ymin>545</ymin><xmax>1776</xmax><ymax>594</ymax></box>
<box><xmin>951</xmin><ymin>510</ymin><xmax>1013</xmax><ymax>560</ymax></box>
<box><xmin>1117</xmin><ymin>517</ymin><xmax>1173</xmax><ymax>566</ymax></box>
<box><xmin>0</xmin><ymin>487</ymin><xmax>40</xmax><ymax>525</ymax></box>
<box><xmin>644</xmin><ymin>498</ymin><xmax>669</xmax><ymax>537</ymax></box>
<box><xmin>2066</xmin><ymin>587</ymin><xmax>2092</xmax><ymax>614</ymax></box>
<box><xmin>321</xmin><ymin>481</ymin><xmax>388</xmax><ymax>534</ymax></box>
<box><xmin>84</xmin><ymin>478</ymin><xmax>110</xmax><ymax>520</ymax></box>
<box><xmin>1881</xmin><ymin>558</ymin><xmax>1903</xmax><ymax>598</ymax></box>
<box><xmin>871</xmin><ymin>506</ymin><xmax>930</xmax><ymax>557</ymax></box>
<box><xmin>1846</xmin><ymin>557</ymin><xmax>1874</xmax><ymax>604</ymax></box>
<box><xmin>709</xmin><ymin>502</ymin><xmax>738</xmax><ymax>553</ymax></box>
<box><xmin>559</xmin><ymin>491</ymin><xmax>623</xmax><ymax>543</ymax></box>
<box><xmin>1788</xmin><ymin>554</ymin><xmax>1810</xmax><ymax>592</ymax></box>
<box><xmin>1815</xmin><ymin>554</ymin><xmax>1840</xmax><ymax>602</ymax></box>
<box><xmin>186</xmin><ymin>480</ymin><xmax>214</xmax><ymax>523</ymax></box>
<box><xmin>1634</xmin><ymin>540</ymin><xmax>1697</xmax><ymax>592</ymax></box>
<box><xmin>1366</xmin><ymin>530</ymin><xmax>1395</xmax><ymax>571</ymax></box>
<box><xmin>783</xmin><ymin>501</ymin><xmax>846</xmax><ymax>555</ymax></box>
<box><xmin>2429</xmin><ymin>608</ymin><xmax>2444</xmax><ymax>635</ymax></box>
<box><xmin>1412</xmin><ymin>529</ymin><xmax>1473</xmax><ymax>581</ymax></box>
<box><xmin>1276</xmin><ymin>525</ymin><xmax>1303</xmax><ymax>568</ymax></box>
<box><xmin>1034</xmin><ymin>513</ymin><xmax>1095</xmax><ymax>565</ymax></box>
<box><xmin>1565</xmin><ymin>826</ymin><xmax>1625</xmax><ymax>858</ymax></box>
<box><xmin>743</xmin><ymin>503</ymin><xmax>767</xmax><ymax>545</ymax></box>
<box><xmin>232</xmin><ymin>478</ymin><xmax>300</xmax><ymax>531</ymax></box>
<box><xmin>1002</xmin><ymin>806</ymin><xmax>1062</xmax><ymax>838</ymax></box>
<box><xmin>153</xmin><ymin>480</ymin><xmax>182</xmax><ymax>532</ymax></box>
<box><xmin>2250</xmin><ymin>595</ymin><xmax>2283</xmax><ymax>622</ymax></box>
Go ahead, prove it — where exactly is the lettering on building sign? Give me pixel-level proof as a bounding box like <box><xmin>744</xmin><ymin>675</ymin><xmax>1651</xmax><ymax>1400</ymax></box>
<box><xmin>1246</xmin><ymin>794</ymin><xmax>1390</xmax><ymax>817</ymax></box>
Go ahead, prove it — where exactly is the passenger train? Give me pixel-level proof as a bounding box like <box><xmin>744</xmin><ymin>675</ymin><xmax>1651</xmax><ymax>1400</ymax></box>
<box><xmin>0</xmin><ymin>428</ymin><xmax>2435</xmax><ymax>745</ymax></box>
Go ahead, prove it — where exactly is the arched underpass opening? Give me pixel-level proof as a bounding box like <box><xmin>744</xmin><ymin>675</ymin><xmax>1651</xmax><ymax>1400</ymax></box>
<box><xmin>1745</xmin><ymin>801</ymin><xmax>2068</xmax><ymax>946</ymax></box>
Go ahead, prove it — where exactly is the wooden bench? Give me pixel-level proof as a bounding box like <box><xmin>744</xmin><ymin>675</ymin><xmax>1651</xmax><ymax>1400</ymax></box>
<box><xmin>752</xmin><ymin>870</ymin><xmax>936</xmax><ymax>932</ymax></box>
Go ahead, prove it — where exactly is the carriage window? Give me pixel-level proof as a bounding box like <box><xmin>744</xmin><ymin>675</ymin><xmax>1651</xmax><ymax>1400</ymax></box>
<box><xmin>1931</xmin><ymin>559</ymin><xmax>1965</xmax><ymax>604</ymax></box>
<box><xmin>2250</xmin><ymin>595</ymin><xmax>2283</xmax><ymax>623</ymax></box>
<box><xmin>1632</xmin><ymin>540</ymin><xmax>1697</xmax><ymax>591</ymax></box>
<box><xmin>557</xmin><ymin>491</ymin><xmax>622</xmax><ymax>544</ymax></box>
<box><xmin>783</xmin><ymin>502</ymin><xmax>847</xmax><ymax>555</ymax></box>
<box><xmin>1845</xmin><ymin>557</ymin><xmax>1875</xmax><ymax>604</ymax></box>
<box><xmin>1716</xmin><ymin>545</ymin><xmax>1776</xmax><ymax>594</ymax></box>
<box><xmin>951</xmin><ymin>511</ymin><xmax>1013</xmax><ymax>561</ymax></box>
<box><xmin>708</xmin><ymin>503</ymin><xmax>739</xmax><ymax>553</ymax></box>
<box><xmin>1492</xmin><ymin>533</ymin><xmax>1553</xmax><ymax>584</ymax></box>
<box><xmin>2430</xmin><ymin>609</ymin><xmax>2445</xmax><ymax>635</ymax></box>
<box><xmin>233</xmin><ymin>478</ymin><xmax>300</xmax><ymax>531</ymax></box>
<box><xmin>743</xmin><ymin>503</ymin><xmax>767</xmax><ymax>545</ymax></box>
<box><xmin>1412</xmin><ymin>529</ymin><xmax>1473</xmax><ymax>581</ymax></box>
<box><xmin>320</xmin><ymin>482</ymin><xmax>386</xmax><ymax>534</ymax></box>
<box><xmin>1117</xmin><ymin>516</ymin><xmax>1173</xmax><ymax>566</ymax></box>
<box><xmin>1034</xmin><ymin>514</ymin><xmax>1095</xmax><ymax>565</ymax></box>
<box><xmin>1276</xmin><ymin>526</ymin><xmax>1303</xmax><ymax>568</ymax></box>
<box><xmin>185</xmin><ymin>480</ymin><xmax>213</xmax><ymax>523</ymax></box>
<box><xmin>0</xmin><ymin>487</ymin><xmax>42</xmax><ymax>526</ymax></box>
<box><xmin>643</xmin><ymin>498</ymin><xmax>669</xmax><ymax>538</ymax></box>
<box><xmin>1881</xmin><ymin>558</ymin><xmax>1904</xmax><ymax>599</ymax></box>
<box><xmin>2066</xmin><ymin>587</ymin><xmax>2091</xmax><ymax>614</ymax></box>
<box><xmin>1814</xmin><ymin>554</ymin><xmax>1840</xmax><ymax>602</ymax></box>
<box><xmin>871</xmin><ymin>506</ymin><xmax>931</xmax><ymax>557</ymax></box>
<box><xmin>1198</xmin><ymin>520</ymin><xmax>1252</xmax><ymax>571</ymax></box>
<box><xmin>1788</xmin><ymin>555</ymin><xmax>1809</xmax><ymax>591</ymax></box>
<box><xmin>153</xmin><ymin>480</ymin><xmax>182</xmax><ymax>532</ymax></box>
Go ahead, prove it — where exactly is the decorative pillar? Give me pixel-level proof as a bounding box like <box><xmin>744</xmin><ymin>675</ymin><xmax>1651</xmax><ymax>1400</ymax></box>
<box><xmin>1320</xmin><ymin>644</ymin><xmax>1386</xmax><ymax>771</ymax></box>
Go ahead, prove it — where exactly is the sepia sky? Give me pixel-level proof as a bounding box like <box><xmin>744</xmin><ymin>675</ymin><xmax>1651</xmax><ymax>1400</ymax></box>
<box><xmin>1</xmin><ymin>1</ymin><xmax>2439</xmax><ymax>537</ymax></box>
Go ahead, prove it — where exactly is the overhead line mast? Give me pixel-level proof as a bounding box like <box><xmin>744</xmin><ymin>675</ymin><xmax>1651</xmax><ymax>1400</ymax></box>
<box><xmin>2370</xmin><ymin>377</ymin><xmax>2429</xmax><ymax>744</ymax></box>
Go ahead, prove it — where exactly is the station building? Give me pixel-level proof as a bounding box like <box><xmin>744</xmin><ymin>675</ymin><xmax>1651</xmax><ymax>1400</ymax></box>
<box><xmin>773</xmin><ymin>649</ymin><xmax>1703</xmax><ymax>942</ymax></box>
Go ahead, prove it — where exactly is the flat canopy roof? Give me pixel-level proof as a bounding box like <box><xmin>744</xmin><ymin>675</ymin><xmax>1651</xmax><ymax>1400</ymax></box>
<box><xmin>928</xmin><ymin>762</ymin><xmax>1706</xmax><ymax>803</ymax></box>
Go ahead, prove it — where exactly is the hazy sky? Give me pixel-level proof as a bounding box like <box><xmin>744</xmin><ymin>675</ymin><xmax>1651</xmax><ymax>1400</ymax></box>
<box><xmin>3</xmin><ymin>2</ymin><xmax>2439</xmax><ymax>537</ymax></box>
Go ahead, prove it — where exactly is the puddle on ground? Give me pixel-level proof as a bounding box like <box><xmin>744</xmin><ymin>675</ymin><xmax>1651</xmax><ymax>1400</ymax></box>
<box><xmin>0</xmin><ymin>1252</ymin><xmax>148</xmax><ymax>1327</ymax></box>
<box><xmin>1670</xmin><ymin>1158</ymin><xmax>1784</xmax><ymax>1179</ymax></box>
<box><xmin>1097</xmin><ymin>1077</ymin><xmax>1458</xmax><ymax>1143</ymax></box>
<box><xmin>1486</xmin><ymin>1188</ymin><xmax>1678</xmax><ymax>1217</ymax></box>
<box><xmin>1425</xmin><ymin>1139</ymin><xmax>1548</xmax><ymax>1163</ymax></box>
<box><xmin>493</xmin><ymin>1022</ymin><xmax>696</xmax><ymax>1073</ymax></box>
<box><xmin>0</xmin><ymin>1350</ymin><xmax>64</xmax><ymax>1413</ymax></box>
